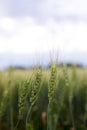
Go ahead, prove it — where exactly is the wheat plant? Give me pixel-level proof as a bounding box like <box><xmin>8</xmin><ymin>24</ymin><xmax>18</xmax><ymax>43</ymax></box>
<box><xmin>26</xmin><ymin>68</ymin><xmax>42</xmax><ymax>130</ymax></box>
<box><xmin>47</xmin><ymin>63</ymin><xmax>58</xmax><ymax>130</ymax></box>
<box><xmin>63</xmin><ymin>63</ymin><xmax>75</xmax><ymax>129</ymax></box>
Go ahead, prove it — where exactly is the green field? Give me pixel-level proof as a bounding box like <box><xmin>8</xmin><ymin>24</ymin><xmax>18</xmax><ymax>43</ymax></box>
<box><xmin>0</xmin><ymin>65</ymin><xmax>87</xmax><ymax>130</ymax></box>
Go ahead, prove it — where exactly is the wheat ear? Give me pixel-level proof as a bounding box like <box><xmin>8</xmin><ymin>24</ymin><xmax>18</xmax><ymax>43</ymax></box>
<box><xmin>26</xmin><ymin>68</ymin><xmax>42</xmax><ymax>129</ymax></box>
<box><xmin>63</xmin><ymin>63</ymin><xmax>75</xmax><ymax>128</ymax></box>
<box><xmin>47</xmin><ymin>63</ymin><xmax>57</xmax><ymax>130</ymax></box>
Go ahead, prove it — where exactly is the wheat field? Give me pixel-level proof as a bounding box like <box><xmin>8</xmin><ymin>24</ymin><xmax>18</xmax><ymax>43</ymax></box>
<box><xmin>0</xmin><ymin>64</ymin><xmax>87</xmax><ymax>130</ymax></box>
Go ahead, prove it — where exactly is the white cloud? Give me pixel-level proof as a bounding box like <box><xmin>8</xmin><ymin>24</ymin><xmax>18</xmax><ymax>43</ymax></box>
<box><xmin>0</xmin><ymin>16</ymin><xmax>87</xmax><ymax>55</ymax></box>
<box><xmin>0</xmin><ymin>0</ymin><xmax>87</xmax><ymax>20</ymax></box>
<box><xmin>0</xmin><ymin>17</ymin><xmax>17</xmax><ymax>33</ymax></box>
<box><xmin>57</xmin><ymin>0</ymin><xmax>87</xmax><ymax>15</ymax></box>
<box><xmin>38</xmin><ymin>0</ymin><xmax>87</xmax><ymax>18</ymax></box>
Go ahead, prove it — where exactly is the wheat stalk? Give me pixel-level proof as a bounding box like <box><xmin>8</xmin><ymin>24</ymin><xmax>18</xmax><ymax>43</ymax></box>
<box><xmin>0</xmin><ymin>87</ymin><xmax>9</xmax><ymax>121</ymax></box>
<box><xmin>47</xmin><ymin>63</ymin><xmax>58</xmax><ymax>130</ymax></box>
<box><xmin>63</xmin><ymin>63</ymin><xmax>75</xmax><ymax>129</ymax></box>
<box><xmin>48</xmin><ymin>64</ymin><xmax>57</xmax><ymax>103</ymax></box>
<box><xmin>26</xmin><ymin>68</ymin><xmax>42</xmax><ymax>129</ymax></box>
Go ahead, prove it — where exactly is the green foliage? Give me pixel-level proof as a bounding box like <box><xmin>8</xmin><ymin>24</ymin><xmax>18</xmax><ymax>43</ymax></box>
<box><xmin>0</xmin><ymin>80</ymin><xmax>10</xmax><ymax>121</ymax></box>
<box><xmin>0</xmin><ymin>65</ymin><xmax>87</xmax><ymax>130</ymax></box>
<box><xmin>26</xmin><ymin>123</ymin><xmax>33</xmax><ymax>130</ymax></box>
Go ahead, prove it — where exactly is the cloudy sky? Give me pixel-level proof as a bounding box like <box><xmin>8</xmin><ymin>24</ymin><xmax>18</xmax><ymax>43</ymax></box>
<box><xmin>0</xmin><ymin>0</ymin><xmax>87</xmax><ymax>69</ymax></box>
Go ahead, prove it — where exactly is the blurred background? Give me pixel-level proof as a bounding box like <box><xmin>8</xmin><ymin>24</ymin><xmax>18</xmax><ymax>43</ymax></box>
<box><xmin>0</xmin><ymin>0</ymin><xmax>87</xmax><ymax>69</ymax></box>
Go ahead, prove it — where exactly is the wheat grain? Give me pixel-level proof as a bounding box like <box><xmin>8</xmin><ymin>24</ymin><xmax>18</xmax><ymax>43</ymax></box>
<box><xmin>26</xmin><ymin>68</ymin><xmax>42</xmax><ymax>129</ymax></box>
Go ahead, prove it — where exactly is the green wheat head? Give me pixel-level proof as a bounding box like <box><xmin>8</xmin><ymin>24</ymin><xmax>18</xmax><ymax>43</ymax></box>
<box><xmin>48</xmin><ymin>64</ymin><xmax>57</xmax><ymax>103</ymax></box>
<box><xmin>30</xmin><ymin>68</ymin><xmax>42</xmax><ymax>107</ymax></box>
<box><xmin>18</xmin><ymin>71</ymin><xmax>35</xmax><ymax>116</ymax></box>
<box><xmin>47</xmin><ymin>63</ymin><xmax>58</xmax><ymax>130</ymax></box>
<box><xmin>63</xmin><ymin>63</ymin><xmax>69</xmax><ymax>88</ymax></box>
<box><xmin>26</xmin><ymin>68</ymin><xmax>42</xmax><ymax>130</ymax></box>
<box><xmin>63</xmin><ymin>63</ymin><xmax>75</xmax><ymax>128</ymax></box>
<box><xmin>18</xmin><ymin>81</ymin><xmax>28</xmax><ymax>116</ymax></box>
